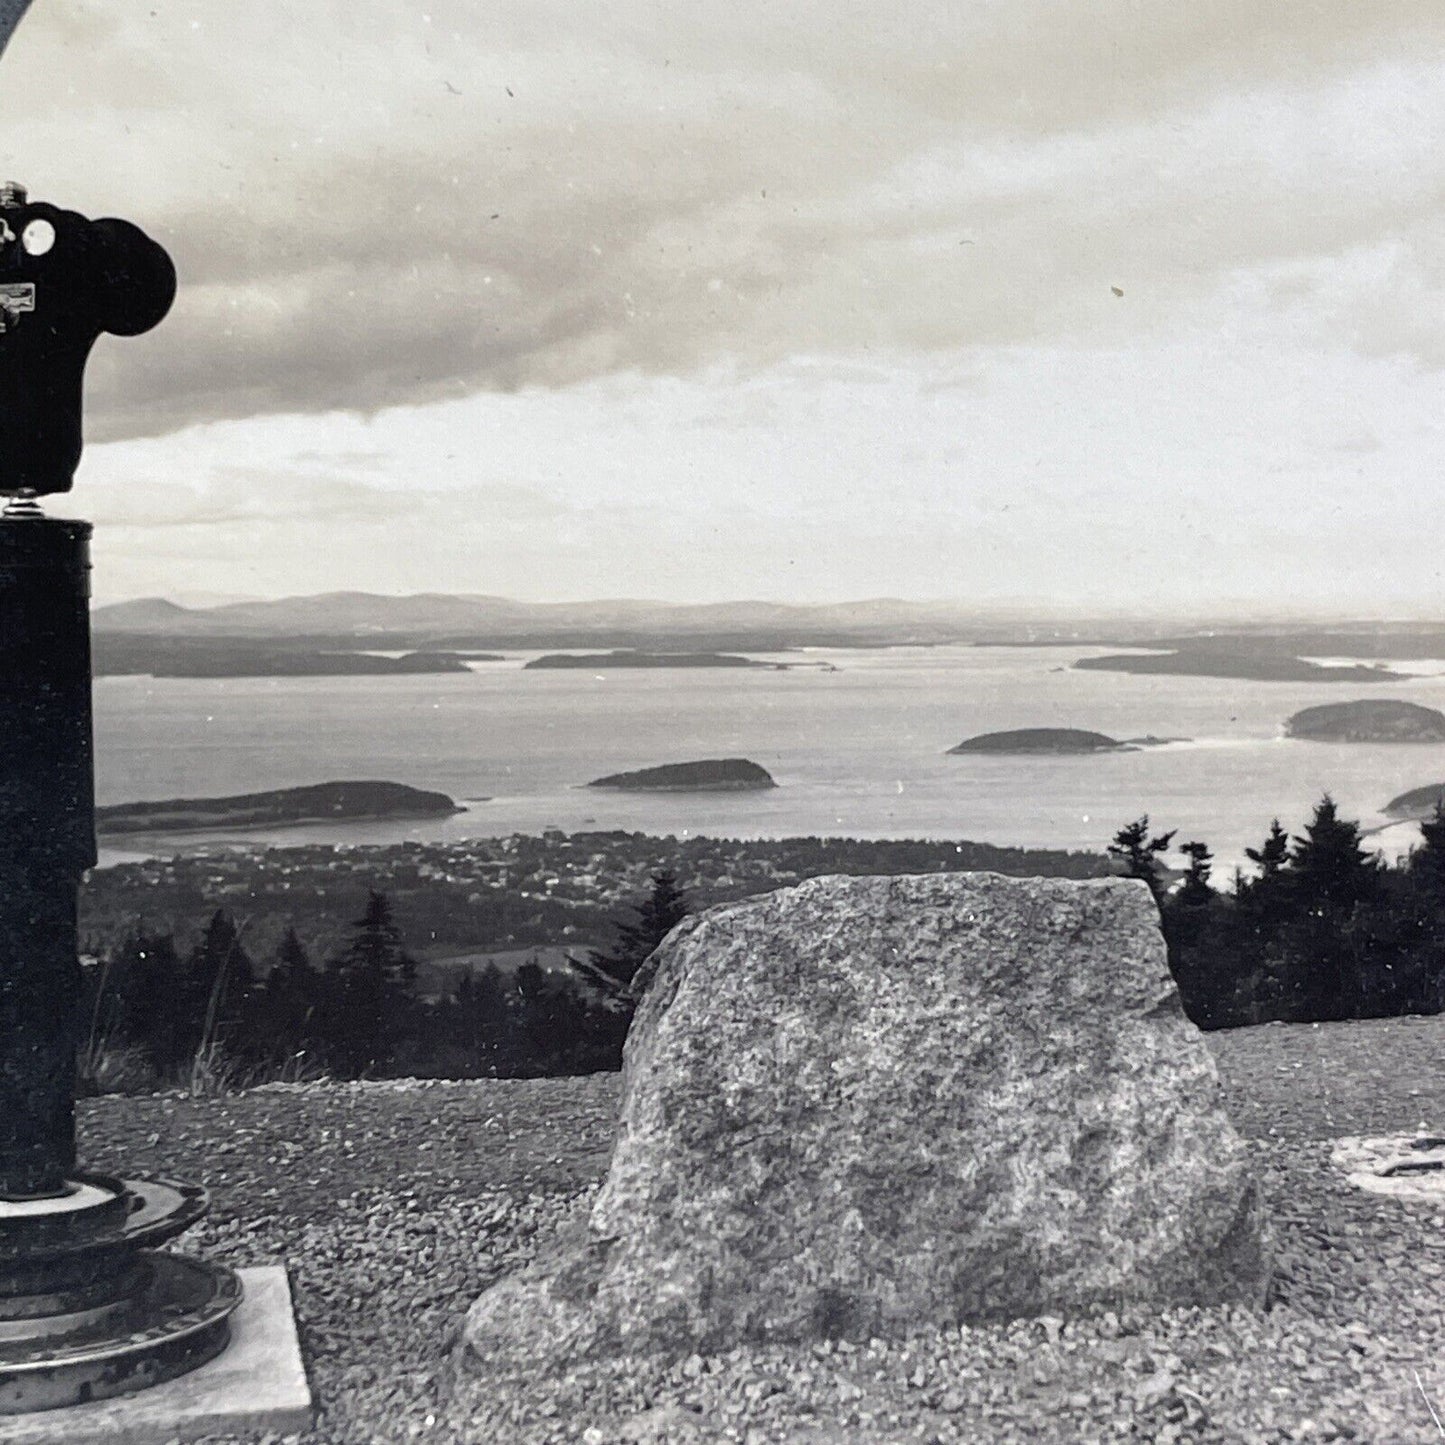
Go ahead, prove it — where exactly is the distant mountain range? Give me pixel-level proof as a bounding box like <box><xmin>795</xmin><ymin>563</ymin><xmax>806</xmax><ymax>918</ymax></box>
<box><xmin>91</xmin><ymin>592</ymin><xmax>1110</xmax><ymax>649</ymax></box>
<box><xmin>90</xmin><ymin>594</ymin><xmax>1445</xmax><ymax>659</ymax></box>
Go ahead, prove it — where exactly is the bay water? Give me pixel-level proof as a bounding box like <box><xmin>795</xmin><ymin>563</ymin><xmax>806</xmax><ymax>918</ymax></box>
<box><xmin>93</xmin><ymin>645</ymin><xmax>1445</xmax><ymax>875</ymax></box>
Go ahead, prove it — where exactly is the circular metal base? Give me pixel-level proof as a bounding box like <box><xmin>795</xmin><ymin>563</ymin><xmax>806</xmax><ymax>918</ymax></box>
<box><xmin>0</xmin><ymin>1251</ymin><xmax>241</xmax><ymax>1413</ymax></box>
<box><xmin>0</xmin><ymin>1173</ymin><xmax>131</xmax><ymax>1255</ymax></box>
<box><xmin>0</xmin><ymin>1176</ymin><xmax>209</xmax><ymax>1304</ymax></box>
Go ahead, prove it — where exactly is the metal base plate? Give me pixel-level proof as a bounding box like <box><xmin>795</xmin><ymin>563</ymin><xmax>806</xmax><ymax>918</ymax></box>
<box><xmin>0</xmin><ymin>1176</ymin><xmax>209</xmax><ymax>1305</ymax></box>
<box><xmin>0</xmin><ymin>1252</ymin><xmax>242</xmax><ymax>1414</ymax></box>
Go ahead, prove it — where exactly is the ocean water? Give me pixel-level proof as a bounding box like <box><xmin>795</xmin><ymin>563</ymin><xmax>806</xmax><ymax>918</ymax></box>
<box><xmin>92</xmin><ymin>645</ymin><xmax>1445</xmax><ymax>874</ymax></box>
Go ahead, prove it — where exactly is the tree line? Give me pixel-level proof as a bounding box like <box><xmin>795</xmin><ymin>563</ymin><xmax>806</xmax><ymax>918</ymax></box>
<box><xmin>1113</xmin><ymin>796</ymin><xmax>1445</xmax><ymax>1029</ymax></box>
<box><xmin>80</xmin><ymin>876</ymin><xmax>689</xmax><ymax>1092</ymax></box>
<box><xmin>85</xmin><ymin>798</ymin><xmax>1444</xmax><ymax>1096</ymax></box>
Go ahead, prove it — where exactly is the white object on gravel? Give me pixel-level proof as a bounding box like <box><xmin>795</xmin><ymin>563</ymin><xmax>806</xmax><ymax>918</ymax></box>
<box><xmin>1332</xmin><ymin>1131</ymin><xmax>1445</xmax><ymax>1199</ymax></box>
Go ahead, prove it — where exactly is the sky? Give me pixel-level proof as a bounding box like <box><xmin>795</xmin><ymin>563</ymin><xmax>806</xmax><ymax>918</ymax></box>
<box><xmin>1</xmin><ymin>2</ymin><xmax>1443</xmax><ymax>611</ymax></box>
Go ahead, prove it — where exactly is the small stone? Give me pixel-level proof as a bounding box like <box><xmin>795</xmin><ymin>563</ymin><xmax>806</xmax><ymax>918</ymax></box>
<box><xmin>1032</xmin><ymin>1355</ymin><xmax>1062</xmax><ymax>1385</ymax></box>
<box><xmin>1134</xmin><ymin>1370</ymin><xmax>1176</xmax><ymax>1410</ymax></box>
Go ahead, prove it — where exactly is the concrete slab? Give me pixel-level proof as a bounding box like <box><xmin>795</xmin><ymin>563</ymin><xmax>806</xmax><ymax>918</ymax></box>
<box><xmin>0</xmin><ymin>1265</ymin><xmax>314</xmax><ymax>1444</ymax></box>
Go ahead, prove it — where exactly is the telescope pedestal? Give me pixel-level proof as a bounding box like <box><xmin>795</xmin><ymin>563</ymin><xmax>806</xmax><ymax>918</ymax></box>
<box><xmin>0</xmin><ymin>1176</ymin><xmax>240</xmax><ymax>1412</ymax></box>
<box><xmin>0</xmin><ymin>515</ymin><xmax>242</xmax><ymax>1414</ymax></box>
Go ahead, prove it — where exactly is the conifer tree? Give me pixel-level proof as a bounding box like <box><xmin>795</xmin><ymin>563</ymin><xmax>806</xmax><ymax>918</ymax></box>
<box><xmin>187</xmin><ymin>910</ymin><xmax>255</xmax><ymax>1066</ymax></box>
<box><xmin>1412</xmin><ymin>802</ymin><xmax>1445</xmax><ymax>891</ymax></box>
<box><xmin>448</xmin><ymin>964</ymin><xmax>513</xmax><ymax>1073</ymax></box>
<box><xmin>1277</xmin><ymin>797</ymin><xmax>1380</xmax><ymax>1021</ymax></box>
<box><xmin>1107</xmin><ymin>817</ymin><xmax>1175</xmax><ymax>902</ymax></box>
<box><xmin>1243</xmin><ymin>819</ymin><xmax>1291</xmax><ymax>885</ymax></box>
<box><xmin>1234</xmin><ymin>817</ymin><xmax>1295</xmax><ymax>969</ymax></box>
<box><xmin>321</xmin><ymin>892</ymin><xmax>418</xmax><ymax>1077</ymax></box>
<box><xmin>1289</xmin><ymin>795</ymin><xmax>1381</xmax><ymax>913</ymax></box>
<box><xmin>124</xmin><ymin>929</ymin><xmax>187</xmax><ymax>1075</ymax></box>
<box><xmin>1176</xmin><ymin>841</ymin><xmax>1214</xmax><ymax>906</ymax></box>
<box><xmin>262</xmin><ymin>927</ymin><xmax>319</xmax><ymax>1064</ymax></box>
<box><xmin>584</xmin><ymin>869</ymin><xmax>690</xmax><ymax>991</ymax></box>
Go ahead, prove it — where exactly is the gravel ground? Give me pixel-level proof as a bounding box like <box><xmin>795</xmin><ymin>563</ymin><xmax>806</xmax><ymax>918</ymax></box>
<box><xmin>69</xmin><ymin>1014</ymin><xmax>1445</xmax><ymax>1445</ymax></box>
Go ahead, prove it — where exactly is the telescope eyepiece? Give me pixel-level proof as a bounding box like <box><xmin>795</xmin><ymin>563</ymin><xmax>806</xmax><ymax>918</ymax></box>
<box><xmin>0</xmin><ymin>182</ymin><xmax>28</xmax><ymax>210</ymax></box>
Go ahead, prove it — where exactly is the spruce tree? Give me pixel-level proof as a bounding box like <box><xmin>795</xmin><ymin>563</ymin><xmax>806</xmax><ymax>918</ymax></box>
<box><xmin>321</xmin><ymin>892</ymin><xmax>417</xmax><ymax>1077</ymax></box>
<box><xmin>1412</xmin><ymin>802</ymin><xmax>1445</xmax><ymax>890</ymax></box>
<box><xmin>187</xmin><ymin>911</ymin><xmax>255</xmax><ymax>1067</ymax></box>
<box><xmin>1280</xmin><ymin>797</ymin><xmax>1380</xmax><ymax>1021</ymax></box>
<box><xmin>1107</xmin><ymin>817</ymin><xmax>1175</xmax><ymax>902</ymax></box>
<box><xmin>262</xmin><ymin>927</ymin><xmax>319</xmax><ymax>1065</ymax></box>
<box><xmin>1229</xmin><ymin>817</ymin><xmax>1297</xmax><ymax>1022</ymax></box>
<box><xmin>125</xmin><ymin>930</ymin><xmax>187</xmax><ymax>1076</ymax></box>
<box><xmin>1289</xmin><ymin>795</ymin><xmax>1380</xmax><ymax>913</ymax></box>
<box><xmin>448</xmin><ymin>964</ymin><xmax>513</xmax><ymax>1074</ymax></box>
<box><xmin>1243</xmin><ymin>819</ymin><xmax>1291</xmax><ymax>885</ymax></box>
<box><xmin>585</xmin><ymin>869</ymin><xmax>690</xmax><ymax>991</ymax></box>
<box><xmin>1176</xmin><ymin>841</ymin><xmax>1214</xmax><ymax>907</ymax></box>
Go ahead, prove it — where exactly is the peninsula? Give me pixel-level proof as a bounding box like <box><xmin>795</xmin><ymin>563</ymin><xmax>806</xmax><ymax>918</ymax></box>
<box><xmin>94</xmin><ymin>637</ymin><xmax>494</xmax><ymax>678</ymax></box>
<box><xmin>586</xmin><ymin>759</ymin><xmax>778</xmax><ymax>792</ymax></box>
<box><xmin>1286</xmin><ymin>700</ymin><xmax>1445</xmax><ymax>743</ymax></box>
<box><xmin>97</xmin><ymin>780</ymin><xmax>465</xmax><ymax>836</ymax></box>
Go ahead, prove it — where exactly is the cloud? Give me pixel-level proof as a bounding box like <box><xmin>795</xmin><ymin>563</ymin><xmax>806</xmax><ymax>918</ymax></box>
<box><xmin>2</xmin><ymin>2</ymin><xmax>1444</xmax><ymax>441</ymax></box>
<box><xmin>58</xmin><ymin>342</ymin><xmax>1445</xmax><ymax>614</ymax></box>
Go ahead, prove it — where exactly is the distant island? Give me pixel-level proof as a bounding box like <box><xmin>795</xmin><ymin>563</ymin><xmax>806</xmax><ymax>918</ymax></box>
<box><xmin>1286</xmin><ymin>700</ymin><xmax>1445</xmax><ymax>743</ymax></box>
<box><xmin>1075</xmin><ymin>647</ymin><xmax>1403</xmax><ymax>684</ymax></box>
<box><xmin>97</xmin><ymin>780</ymin><xmax>465</xmax><ymax>836</ymax></box>
<box><xmin>527</xmin><ymin>651</ymin><xmax>789</xmax><ymax>670</ymax></box>
<box><xmin>95</xmin><ymin>637</ymin><xmax>496</xmax><ymax>678</ymax></box>
<box><xmin>950</xmin><ymin>728</ymin><xmax>1135</xmax><ymax>755</ymax></box>
<box><xmin>1384</xmin><ymin>783</ymin><xmax>1445</xmax><ymax>820</ymax></box>
<box><xmin>586</xmin><ymin>759</ymin><xmax>778</xmax><ymax>792</ymax></box>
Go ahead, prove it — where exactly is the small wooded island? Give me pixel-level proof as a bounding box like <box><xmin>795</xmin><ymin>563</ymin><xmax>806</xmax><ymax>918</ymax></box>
<box><xmin>97</xmin><ymin>780</ymin><xmax>465</xmax><ymax>836</ymax></box>
<box><xmin>586</xmin><ymin>759</ymin><xmax>778</xmax><ymax>792</ymax></box>
<box><xmin>527</xmin><ymin>651</ymin><xmax>766</xmax><ymax>670</ymax></box>
<box><xmin>948</xmin><ymin>729</ymin><xmax>1181</xmax><ymax>755</ymax></box>
<box><xmin>1285</xmin><ymin>699</ymin><xmax>1445</xmax><ymax>743</ymax></box>
<box><xmin>1384</xmin><ymin>783</ymin><xmax>1445</xmax><ymax>820</ymax></box>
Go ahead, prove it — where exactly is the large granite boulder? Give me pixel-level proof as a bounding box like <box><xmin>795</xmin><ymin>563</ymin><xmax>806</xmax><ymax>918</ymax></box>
<box><xmin>463</xmin><ymin>873</ymin><xmax>1269</xmax><ymax>1375</ymax></box>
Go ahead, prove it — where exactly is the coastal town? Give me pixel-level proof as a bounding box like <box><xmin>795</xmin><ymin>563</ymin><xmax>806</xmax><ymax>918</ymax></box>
<box><xmin>80</xmin><ymin>829</ymin><xmax>1108</xmax><ymax>973</ymax></box>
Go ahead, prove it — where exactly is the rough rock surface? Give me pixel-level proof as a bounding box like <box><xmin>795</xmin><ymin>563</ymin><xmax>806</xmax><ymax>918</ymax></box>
<box><xmin>463</xmin><ymin>873</ymin><xmax>1270</xmax><ymax>1378</ymax></box>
